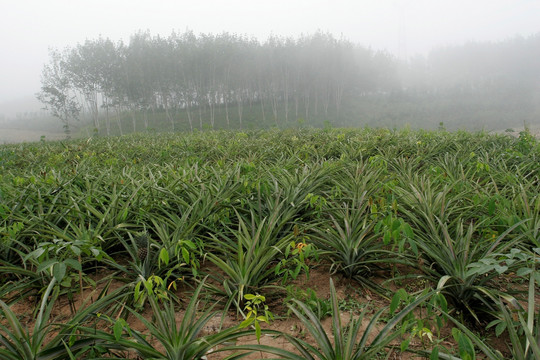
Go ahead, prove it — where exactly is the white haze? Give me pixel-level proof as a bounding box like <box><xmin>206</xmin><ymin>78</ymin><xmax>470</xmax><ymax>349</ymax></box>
<box><xmin>0</xmin><ymin>0</ymin><xmax>539</xmax><ymax>115</ymax></box>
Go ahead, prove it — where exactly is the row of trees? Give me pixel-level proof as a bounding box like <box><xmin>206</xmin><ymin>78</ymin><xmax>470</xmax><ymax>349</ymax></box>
<box><xmin>37</xmin><ymin>31</ymin><xmax>539</xmax><ymax>134</ymax></box>
<box><xmin>37</xmin><ymin>31</ymin><xmax>396</xmax><ymax>134</ymax></box>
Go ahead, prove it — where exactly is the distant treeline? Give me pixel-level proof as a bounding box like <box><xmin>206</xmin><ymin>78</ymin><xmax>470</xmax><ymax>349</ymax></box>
<box><xmin>37</xmin><ymin>32</ymin><xmax>395</xmax><ymax>134</ymax></box>
<box><xmin>37</xmin><ymin>31</ymin><xmax>540</xmax><ymax>135</ymax></box>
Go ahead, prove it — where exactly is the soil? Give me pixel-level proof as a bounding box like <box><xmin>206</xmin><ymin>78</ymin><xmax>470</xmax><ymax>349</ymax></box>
<box><xmin>1</xmin><ymin>261</ymin><xmax>519</xmax><ymax>359</ymax></box>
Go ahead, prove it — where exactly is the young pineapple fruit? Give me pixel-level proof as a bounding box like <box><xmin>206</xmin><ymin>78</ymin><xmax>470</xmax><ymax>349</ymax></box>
<box><xmin>135</xmin><ymin>233</ymin><xmax>150</xmax><ymax>261</ymax></box>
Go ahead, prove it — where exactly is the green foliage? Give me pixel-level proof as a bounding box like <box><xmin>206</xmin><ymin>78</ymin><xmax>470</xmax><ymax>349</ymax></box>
<box><xmin>88</xmin><ymin>280</ymin><xmax>254</xmax><ymax>360</ymax></box>
<box><xmin>452</xmin><ymin>328</ymin><xmax>476</xmax><ymax>360</ymax></box>
<box><xmin>0</xmin><ymin>221</ymin><xmax>24</xmax><ymax>263</ymax></box>
<box><xmin>285</xmin><ymin>286</ymin><xmax>332</xmax><ymax>320</ymax></box>
<box><xmin>434</xmin><ymin>253</ymin><xmax>540</xmax><ymax>360</ymax></box>
<box><xmin>390</xmin><ymin>288</ymin><xmax>447</xmax><ymax>353</ymax></box>
<box><xmin>226</xmin><ymin>279</ymin><xmax>435</xmax><ymax>359</ymax></box>
<box><xmin>240</xmin><ymin>293</ymin><xmax>274</xmax><ymax>343</ymax></box>
<box><xmin>516</xmin><ymin>127</ymin><xmax>538</xmax><ymax>155</ymax></box>
<box><xmin>376</xmin><ymin>213</ymin><xmax>416</xmax><ymax>256</ymax></box>
<box><xmin>500</xmin><ymin>188</ymin><xmax>540</xmax><ymax>248</ymax></box>
<box><xmin>205</xmin><ymin>210</ymin><xmax>294</xmax><ymax>310</ymax></box>
<box><xmin>275</xmin><ymin>233</ymin><xmax>315</xmax><ymax>285</ymax></box>
<box><xmin>312</xmin><ymin>197</ymin><xmax>402</xmax><ymax>295</ymax></box>
<box><xmin>466</xmin><ymin>247</ymin><xmax>539</xmax><ymax>280</ymax></box>
<box><xmin>0</xmin><ymin>127</ymin><xmax>538</xmax><ymax>358</ymax></box>
<box><xmin>104</xmin><ymin>232</ymin><xmax>194</xmax><ymax>309</ymax></box>
<box><xmin>0</xmin><ymin>279</ymin><xmax>128</xmax><ymax>359</ymax></box>
<box><xmin>401</xmin><ymin>188</ymin><xmax>525</xmax><ymax>322</ymax></box>
<box><xmin>24</xmin><ymin>237</ymin><xmax>103</xmax><ymax>286</ymax></box>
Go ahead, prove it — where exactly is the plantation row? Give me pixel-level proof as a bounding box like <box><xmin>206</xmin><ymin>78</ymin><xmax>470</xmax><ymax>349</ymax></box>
<box><xmin>0</xmin><ymin>127</ymin><xmax>539</xmax><ymax>359</ymax></box>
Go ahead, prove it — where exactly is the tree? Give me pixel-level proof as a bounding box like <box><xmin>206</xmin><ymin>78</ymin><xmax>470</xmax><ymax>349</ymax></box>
<box><xmin>36</xmin><ymin>49</ymin><xmax>80</xmax><ymax>137</ymax></box>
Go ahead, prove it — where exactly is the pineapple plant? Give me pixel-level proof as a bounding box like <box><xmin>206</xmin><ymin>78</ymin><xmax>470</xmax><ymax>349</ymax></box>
<box><xmin>135</xmin><ymin>233</ymin><xmax>150</xmax><ymax>261</ymax></box>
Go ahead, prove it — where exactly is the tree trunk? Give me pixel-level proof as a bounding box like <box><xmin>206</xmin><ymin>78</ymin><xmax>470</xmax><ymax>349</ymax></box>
<box><xmin>131</xmin><ymin>111</ymin><xmax>136</xmax><ymax>132</ymax></box>
<box><xmin>163</xmin><ymin>93</ymin><xmax>174</xmax><ymax>131</ymax></box>
<box><xmin>115</xmin><ymin>107</ymin><xmax>123</xmax><ymax>136</ymax></box>
<box><xmin>237</xmin><ymin>94</ymin><xmax>243</xmax><ymax>129</ymax></box>
<box><xmin>104</xmin><ymin>97</ymin><xmax>110</xmax><ymax>136</ymax></box>
<box><xmin>185</xmin><ymin>98</ymin><xmax>193</xmax><ymax>132</ymax></box>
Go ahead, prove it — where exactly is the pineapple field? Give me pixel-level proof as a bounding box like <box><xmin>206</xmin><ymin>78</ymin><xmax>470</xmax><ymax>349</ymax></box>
<box><xmin>0</xmin><ymin>127</ymin><xmax>539</xmax><ymax>359</ymax></box>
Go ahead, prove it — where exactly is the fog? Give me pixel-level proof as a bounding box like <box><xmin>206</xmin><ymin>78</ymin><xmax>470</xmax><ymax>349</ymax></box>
<box><xmin>1</xmin><ymin>0</ymin><xmax>539</xmax><ymax>136</ymax></box>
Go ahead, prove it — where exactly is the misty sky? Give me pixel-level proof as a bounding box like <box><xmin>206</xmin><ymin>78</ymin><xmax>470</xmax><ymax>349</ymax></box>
<box><xmin>1</xmin><ymin>0</ymin><xmax>539</xmax><ymax>107</ymax></box>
